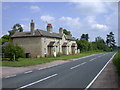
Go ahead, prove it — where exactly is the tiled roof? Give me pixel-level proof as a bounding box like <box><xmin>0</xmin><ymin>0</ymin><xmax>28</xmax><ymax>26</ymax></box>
<box><xmin>62</xmin><ymin>42</ymin><xmax>68</xmax><ymax>47</ymax></box>
<box><xmin>48</xmin><ymin>41</ymin><xmax>55</xmax><ymax>47</ymax></box>
<box><xmin>71</xmin><ymin>43</ymin><xmax>77</xmax><ymax>47</ymax></box>
<box><xmin>11</xmin><ymin>29</ymin><xmax>76</xmax><ymax>40</ymax></box>
<box><xmin>65</xmin><ymin>35</ymin><xmax>75</xmax><ymax>40</ymax></box>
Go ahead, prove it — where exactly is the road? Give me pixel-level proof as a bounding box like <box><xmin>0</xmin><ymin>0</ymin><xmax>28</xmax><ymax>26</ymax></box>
<box><xmin>2</xmin><ymin>52</ymin><xmax>116</xmax><ymax>89</ymax></box>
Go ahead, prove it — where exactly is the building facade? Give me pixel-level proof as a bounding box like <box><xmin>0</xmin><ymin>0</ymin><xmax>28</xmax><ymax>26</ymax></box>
<box><xmin>11</xmin><ymin>20</ymin><xmax>77</xmax><ymax>58</ymax></box>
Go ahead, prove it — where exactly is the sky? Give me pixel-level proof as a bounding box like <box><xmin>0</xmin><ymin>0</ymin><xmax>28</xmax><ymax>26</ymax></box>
<box><xmin>2</xmin><ymin>1</ymin><xmax>119</xmax><ymax>45</ymax></box>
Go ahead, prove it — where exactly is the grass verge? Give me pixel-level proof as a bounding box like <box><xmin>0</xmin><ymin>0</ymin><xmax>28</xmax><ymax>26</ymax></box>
<box><xmin>1</xmin><ymin>51</ymin><xmax>107</xmax><ymax>67</ymax></box>
<box><xmin>112</xmin><ymin>52</ymin><xmax>120</xmax><ymax>76</ymax></box>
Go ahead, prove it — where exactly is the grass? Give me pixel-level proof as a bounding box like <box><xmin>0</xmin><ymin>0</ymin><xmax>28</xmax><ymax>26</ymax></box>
<box><xmin>1</xmin><ymin>51</ymin><xmax>107</xmax><ymax>67</ymax></box>
<box><xmin>112</xmin><ymin>52</ymin><xmax>120</xmax><ymax>76</ymax></box>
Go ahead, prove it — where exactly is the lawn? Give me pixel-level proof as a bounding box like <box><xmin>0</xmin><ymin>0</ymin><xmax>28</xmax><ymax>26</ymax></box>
<box><xmin>112</xmin><ymin>52</ymin><xmax>120</xmax><ymax>76</ymax></box>
<box><xmin>1</xmin><ymin>51</ymin><xmax>107</xmax><ymax>67</ymax></box>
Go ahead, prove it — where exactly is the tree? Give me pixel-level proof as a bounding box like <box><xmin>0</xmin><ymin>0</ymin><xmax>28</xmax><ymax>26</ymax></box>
<box><xmin>81</xmin><ymin>34</ymin><xmax>89</xmax><ymax>41</ymax></box>
<box><xmin>63</xmin><ymin>29</ymin><xmax>71</xmax><ymax>35</ymax></box>
<box><xmin>1</xmin><ymin>35</ymin><xmax>10</xmax><ymax>44</ymax></box>
<box><xmin>4</xmin><ymin>42</ymin><xmax>25</xmax><ymax>61</ymax></box>
<box><xmin>95</xmin><ymin>36</ymin><xmax>110</xmax><ymax>51</ymax></box>
<box><xmin>8</xmin><ymin>24</ymin><xmax>23</xmax><ymax>36</ymax></box>
<box><xmin>106</xmin><ymin>32</ymin><xmax>116</xmax><ymax>50</ymax></box>
<box><xmin>76</xmin><ymin>39</ymin><xmax>89</xmax><ymax>52</ymax></box>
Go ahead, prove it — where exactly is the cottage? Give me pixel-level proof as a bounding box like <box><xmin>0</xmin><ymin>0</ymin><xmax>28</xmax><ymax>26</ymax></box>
<box><xmin>11</xmin><ymin>20</ymin><xmax>77</xmax><ymax>58</ymax></box>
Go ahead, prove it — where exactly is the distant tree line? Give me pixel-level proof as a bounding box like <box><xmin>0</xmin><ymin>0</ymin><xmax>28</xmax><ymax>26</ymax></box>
<box><xmin>76</xmin><ymin>32</ymin><xmax>117</xmax><ymax>52</ymax></box>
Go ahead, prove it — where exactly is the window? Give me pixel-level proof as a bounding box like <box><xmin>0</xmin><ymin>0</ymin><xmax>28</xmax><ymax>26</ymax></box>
<box><xmin>44</xmin><ymin>48</ymin><xmax>46</xmax><ymax>54</ymax></box>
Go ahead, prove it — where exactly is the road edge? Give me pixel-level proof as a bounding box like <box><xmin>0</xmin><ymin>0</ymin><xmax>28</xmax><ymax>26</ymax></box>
<box><xmin>85</xmin><ymin>52</ymin><xmax>117</xmax><ymax>89</ymax></box>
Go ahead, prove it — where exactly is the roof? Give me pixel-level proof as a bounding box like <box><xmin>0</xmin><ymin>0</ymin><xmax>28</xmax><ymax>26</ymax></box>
<box><xmin>71</xmin><ymin>43</ymin><xmax>77</xmax><ymax>47</ymax></box>
<box><xmin>62</xmin><ymin>42</ymin><xmax>68</xmax><ymax>47</ymax></box>
<box><xmin>48</xmin><ymin>41</ymin><xmax>55</xmax><ymax>47</ymax></box>
<box><xmin>11</xmin><ymin>29</ymin><xmax>76</xmax><ymax>40</ymax></box>
<box><xmin>65</xmin><ymin>35</ymin><xmax>75</xmax><ymax>41</ymax></box>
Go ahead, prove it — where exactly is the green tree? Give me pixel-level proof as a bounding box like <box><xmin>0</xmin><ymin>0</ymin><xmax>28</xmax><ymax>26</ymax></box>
<box><xmin>76</xmin><ymin>39</ymin><xmax>89</xmax><ymax>52</ymax></box>
<box><xmin>95</xmin><ymin>36</ymin><xmax>111</xmax><ymax>51</ymax></box>
<box><xmin>8</xmin><ymin>24</ymin><xmax>23</xmax><ymax>36</ymax></box>
<box><xmin>81</xmin><ymin>34</ymin><xmax>89</xmax><ymax>41</ymax></box>
<box><xmin>63</xmin><ymin>29</ymin><xmax>71</xmax><ymax>35</ymax></box>
<box><xmin>1</xmin><ymin>35</ymin><xmax>10</xmax><ymax>44</ymax></box>
<box><xmin>88</xmin><ymin>42</ymin><xmax>93</xmax><ymax>51</ymax></box>
<box><xmin>4</xmin><ymin>42</ymin><xmax>25</xmax><ymax>61</ymax></box>
<box><xmin>106</xmin><ymin>32</ymin><xmax>116</xmax><ymax>50</ymax></box>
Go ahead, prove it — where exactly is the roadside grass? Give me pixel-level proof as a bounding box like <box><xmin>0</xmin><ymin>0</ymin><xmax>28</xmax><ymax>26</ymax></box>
<box><xmin>1</xmin><ymin>51</ymin><xmax>107</xmax><ymax>67</ymax></box>
<box><xmin>112</xmin><ymin>52</ymin><xmax>120</xmax><ymax>76</ymax></box>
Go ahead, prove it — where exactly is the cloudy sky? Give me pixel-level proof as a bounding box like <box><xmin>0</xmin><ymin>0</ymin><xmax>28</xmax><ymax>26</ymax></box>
<box><xmin>2</xmin><ymin>1</ymin><xmax>118</xmax><ymax>45</ymax></box>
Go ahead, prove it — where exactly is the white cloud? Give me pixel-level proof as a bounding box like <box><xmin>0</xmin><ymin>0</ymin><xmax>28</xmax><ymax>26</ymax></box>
<box><xmin>84</xmin><ymin>16</ymin><xmax>96</xmax><ymax>24</ymax></box>
<box><xmin>30</xmin><ymin>5</ymin><xmax>40</xmax><ymax>11</ymax></box>
<box><xmin>40</xmin><ymin>15</ymin><xmax>55</xmax><ymax>23</ymax></box>
<box><xmin>70</xmin><ymin>1</ymin><xmax>107</xmax><ymax>15</ymax></box>
<box><xmin>92</xmin><ymin>24</ymin><xmax>109</xmax><ymax>31</ymax></box>
<box><xmin>59</xmin><ymin>16</ymin><xmax>82</xmax><ymax>29</ymax></box>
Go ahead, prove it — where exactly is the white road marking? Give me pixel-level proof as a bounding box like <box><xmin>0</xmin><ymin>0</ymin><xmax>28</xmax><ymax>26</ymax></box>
<box><xmin>85</xmin><ymin>52</ymin><xmax>117</xmax><ymax>90</ymax></box>
<box><xmin>5</xmin><ymin>75</ymin><xmax>16</xmax><ymax>78</ymax></box>
<box><xmin>89</xmin><ymin>58</ymin><xmax>96</xmax><ymax>61</ymax></box>
<box><xmin>70</xmin><ymin>62</ymin><xmax>87</xmax><ymax>69</ymax></box>
<box><xmin>16</xmin><ymin>74</ymin><xmax>58</xmax><ymax>90</ymax></box>
<box><xmin>24</xmin><ymin>71</ymin><xmax>32</xmax><ymax>74</ymax></box>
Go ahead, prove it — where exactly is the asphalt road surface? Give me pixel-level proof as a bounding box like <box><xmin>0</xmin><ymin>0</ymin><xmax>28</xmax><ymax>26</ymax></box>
<box><xmin>2</xmin><ymin>52</ymin><xmax>116</xmax><ymax>89</ymax></box>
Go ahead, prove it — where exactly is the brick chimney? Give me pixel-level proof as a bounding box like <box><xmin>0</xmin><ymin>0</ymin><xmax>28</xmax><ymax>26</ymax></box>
<box><xmin>59</xmin><ymin>27</ymin><xmax>63</xmax><ymax>34</ymax></box>
<box><xmin>30</xmin><ymin>19</ymin><xmax>35</xmax><ymax>35</ymax></box>
<box><xmin>47</xmin><ymin>24</ymin><xmax>52</xmax><ymax>33</ymax></box>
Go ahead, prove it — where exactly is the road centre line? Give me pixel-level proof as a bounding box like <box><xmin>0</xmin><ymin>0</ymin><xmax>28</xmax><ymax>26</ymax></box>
<box><xmin>16</xmin><ymin>74</ymin><xmax>58</xmax><ymax>90</ymax></box>
<box><xmin>5</xmin><ymin>75</ymin><xmax>16</xmax><ymax>79</ymax></box>
<box><xmin>89</xmin><ymin>58</ymin><xmax>96</xmax><ymax>61</ymax></box>
<box><xmin>24</xmin><ymin>70</ymin><xmax>33</xmax><ymax>74</ymax></box>
<box><xmin>70</xmin><ymin>62</ymin><xmax>87</xmax><ymax>69</ymax></box>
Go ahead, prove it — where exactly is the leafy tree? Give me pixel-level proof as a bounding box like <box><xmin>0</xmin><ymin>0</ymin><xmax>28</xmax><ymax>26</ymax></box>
<box><xmin>95</xmin><ymin>36</ymin><xmax>110</xmax><ymax>51</ymax></box>
<box><xmin>92</xmin><ymin>42</ymin><xmax>98</xmax><ymax>50</ymax></box>
<box><xmin>76</xmin><ymin>39</ymin><xmax>89</xmax><ymax>52</ymax></box>
<box><xmin>63</xmin><ymin>29</ymin><xmax>71</xmax><ymax>35</ymax></box>
<box><xmin>1</xmin><ymin>35</ymin><xmax>10</xmax><ymax>44</ymax></box>
<box><xmin>8</xmin><ymin>24</ymin><xmax>23</xmax><ymax>36</ymax></box>
<box><xmin>4</xmin><ymin>42</ymin><xmax>25</xmax><ymax>61</ymax></box>
<box><xmin>95</xmin><ymin>36</ymin><xmax>105</xmax><ymax>50</ymax></box>
<box><xmin>81</xmin><ymin>34</ymin><xmax>89</xmax><ymax>41</ymax></box>
<box><xmin>88</xmin><ymin>42</ymin><xmax>93</xmax><ymax>51</ymax></box>
<box><xmin>106</xmin><ymin>32</ymin><xmax>116</xmax><ymax>50</ymax></box>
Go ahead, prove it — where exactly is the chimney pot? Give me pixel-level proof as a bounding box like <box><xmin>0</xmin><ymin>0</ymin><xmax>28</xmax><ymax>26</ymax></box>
<box><xmin>59</xmin><ymin>27</ymin><xmax>63</xmax><ymax>34</ymax></box>
<box><xmin>47</xmin><ymin>24</ymin><xmax>52</xmax><ymax>33</ymax></box>
<box><xmin>30</xmin><ymin>19</ymin><xmax>35</xmax><ymax>35</ymax></box>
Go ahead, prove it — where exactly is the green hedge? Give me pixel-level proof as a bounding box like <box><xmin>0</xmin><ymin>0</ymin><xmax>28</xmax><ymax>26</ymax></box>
<box><xmin>113</xmin><ymin>52</ymin><xmax>120</xmax><ymax>76</ymax></box>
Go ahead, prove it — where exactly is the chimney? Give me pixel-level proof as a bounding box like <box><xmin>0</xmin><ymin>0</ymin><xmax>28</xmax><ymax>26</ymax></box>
<box><xmin>47</xmin><ymin>24</ymin><xmax>52</xmax><ymax>33</ymax></box>
<box><xmin>59</xmin><ymin>27</ymin><xmax>63</xmax><ymax>34</ymax></box>
<box><xmin>30</xmin><ymin>19</ymin><xmax>35</xmax><ymax>35</ymax></box>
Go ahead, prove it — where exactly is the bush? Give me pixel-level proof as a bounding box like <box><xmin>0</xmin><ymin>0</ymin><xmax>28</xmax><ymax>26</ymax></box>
<box><xmin>56</xmin><ymin>52</ymin><xmax>63</xmax><ymax>57</ymax></box>
<box><xmin>113</xmin><ymin>52</ymin><xmax>120</xmax><ymax>76</ymax></box>
<box><xmin>4</xmin><ymin>42</ymin><xmax>25</xmax><ymax>61</ymax></box>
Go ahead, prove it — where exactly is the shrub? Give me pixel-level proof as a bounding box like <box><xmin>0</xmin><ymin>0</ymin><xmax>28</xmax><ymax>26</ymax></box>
<box><xmin>4</xmin><ymin>42</ymin><xmax>25</xmax><ymax>61</ymax></box>
<box><xmin>56</xmin><ymin>52</ymin><xmax>63</xmax><ymax>57</ymax></box>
